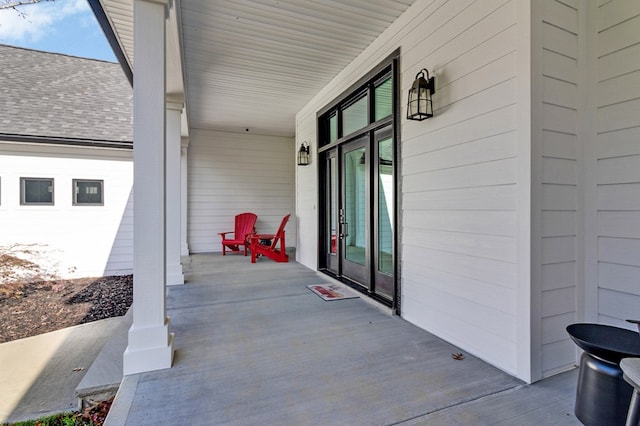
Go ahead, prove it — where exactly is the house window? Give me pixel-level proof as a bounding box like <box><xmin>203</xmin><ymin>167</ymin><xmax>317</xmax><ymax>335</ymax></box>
<box><xmin>319</xmin><ymin>68</ymin><xmax>394</xmax><ymax>149</ymax></box>
<box><xmin>21</xmin><ymin>177</ymin><xmax>54</xmax><ymax>205</ymax></box>
<box><xmin>73</xmin><ymin>179</ymin><xmax>104</xmax><ymax>205</ymax></box>
<box><xmin>329</xmin><ymin>112</ymin><xmax>338</xmax><ymax>143</ymax></box>
<box><xmin>342</xmin><ymin>93</ymin><xmax>368</xmax><ymax>136</ymax></box>
<box><xmin>374</xmin><ymin>76</ymin><xmax>392</xmax><ymax>121</ymax></box>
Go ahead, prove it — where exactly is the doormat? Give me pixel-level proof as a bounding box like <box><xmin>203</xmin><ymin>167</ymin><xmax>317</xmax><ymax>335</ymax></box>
<box><xmin>306</xmin><ymin>283</ymin><xmax>358</xmax><ymax>301</ymax></box>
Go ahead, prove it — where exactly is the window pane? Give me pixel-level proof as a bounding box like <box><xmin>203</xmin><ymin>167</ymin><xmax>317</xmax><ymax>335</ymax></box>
<box><xmin>329</xmin><ymin>113</ymin><xmax>338</xmax><ymax>142</ymax></box>
<box><xmin>22</xmin><ymin>178</ymin><xmax>53</xmax><ymax>205</ymax></box>
<box><xmin>342</xmin><ymin>95</ymin><xmax>368</xmax><ymax>136</ymax></box>
<box><xmin>74</xmin><ymin>180</ymin><xmax>103</xmax><ymax>205</ymax></box>
<box><xmin>375</xmin><ymin>77</ymin><xmax>392</xmax><ymax>121</ymax></box>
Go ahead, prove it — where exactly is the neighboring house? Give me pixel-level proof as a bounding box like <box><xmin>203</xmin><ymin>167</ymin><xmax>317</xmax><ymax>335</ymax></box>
<box><xmin>93</xmin><ymin>0</ymin><xmax>640</xmax><ymax>385</ymax></box>
<box><xmin>0</xmin><ymin>45</ymin><xmax>133</xmax><ymax>279</ymax></box>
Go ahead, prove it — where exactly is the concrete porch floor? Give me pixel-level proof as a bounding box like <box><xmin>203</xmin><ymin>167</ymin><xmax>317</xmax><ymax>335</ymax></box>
<box><xmin>105</xmin><ymin>253</ymin><xmax>581</xmax><ymax>425</ymax></box>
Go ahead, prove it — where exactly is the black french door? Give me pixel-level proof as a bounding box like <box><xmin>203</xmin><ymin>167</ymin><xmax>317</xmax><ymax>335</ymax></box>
<box><xmin>318</xmin><ymin>52</ymin><xmax>399</xmax><ymax>308</ymax></box>
<box><xmin>320</xmin><ymin>127</ymin><xmax>394</xmax><ymax>304</ymax></box>
<box><xmin>340</xmin><ymin>137</ymin><xmax>369</xmax><ymax>287</ymax></box>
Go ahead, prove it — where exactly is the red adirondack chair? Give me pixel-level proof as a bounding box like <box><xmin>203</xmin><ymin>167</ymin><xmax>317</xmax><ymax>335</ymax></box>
<box><xmin>249</xmin><ymin>214</ymin><xmax>290</xmax><ymax>263</ymax></box>
<box><xmin>218</xmin><ymin>212</ymin><xmax>257</xmax><ymax>256</ymax></box>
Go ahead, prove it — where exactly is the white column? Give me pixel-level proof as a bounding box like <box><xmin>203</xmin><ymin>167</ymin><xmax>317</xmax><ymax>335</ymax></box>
<box><xmin>166</xmin><ymin>98</ymin><xmax>184</xmax><ymax>285</ymax></box>
<box><xmin>180</xmin><ymin>136</ymin><xmax>190</xmax><ymax>257</ymax></box>
<box><xmin>123</xmin><ymin>0</ymin><xmax>173</xmax><ymax>375</ymax></box>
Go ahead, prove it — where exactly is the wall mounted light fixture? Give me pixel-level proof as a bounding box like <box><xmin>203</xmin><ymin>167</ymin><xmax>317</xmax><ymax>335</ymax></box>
<box><xmin>297</xmin><ymin>141</ymin><xmax>310</xmax><ymax>166</ymax></box>
<box><xmin>406</xmin><ymin>68</ymin><xmax>435</xmax><ymax>121</ymax></box>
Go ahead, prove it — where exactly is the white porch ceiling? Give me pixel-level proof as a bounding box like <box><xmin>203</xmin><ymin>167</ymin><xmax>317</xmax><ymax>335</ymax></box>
<box><xmin>100</xmin><ymin>0</ymin><xmax>416</xmax><ymax>137</ymax></box>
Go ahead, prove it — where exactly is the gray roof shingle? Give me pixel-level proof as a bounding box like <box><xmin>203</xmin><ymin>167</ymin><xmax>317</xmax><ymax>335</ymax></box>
<box><xmin>0</xmin><ymin>44</ymin><xmax>132</xmax><ymax>145</ymax></box>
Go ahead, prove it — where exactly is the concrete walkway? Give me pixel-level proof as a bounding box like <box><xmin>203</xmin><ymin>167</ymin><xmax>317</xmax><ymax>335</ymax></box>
<box><xmin>0</xmin><ymin>315</ymin><xmax>125</xmax><ymax>423</ymax></box>
<box><xmin>104</xmin><ymin>254</ymin><xmax>581</xmax><ymax>425</ymax></box>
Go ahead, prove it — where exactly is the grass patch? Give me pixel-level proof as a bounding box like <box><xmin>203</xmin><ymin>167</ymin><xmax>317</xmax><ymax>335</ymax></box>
<box><xmin>3</xmin><ymin>397</ymin><xmax>112</xmax><ymax>426</ymax></box>
<box><xmin>4</xmin><ymin>412</ymin><xmax>84</xmax><ymax>426</ymax></box>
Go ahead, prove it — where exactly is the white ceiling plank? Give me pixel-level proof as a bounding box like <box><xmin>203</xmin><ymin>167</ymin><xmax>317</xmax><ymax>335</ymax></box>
<box><xmin>99</xmin><ymin>0</ymin><xmax>417</xmax><ymax>136</ymax></box>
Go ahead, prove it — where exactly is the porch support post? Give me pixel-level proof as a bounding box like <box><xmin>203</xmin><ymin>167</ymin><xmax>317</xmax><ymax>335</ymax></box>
<box><xmin>123</xmin><ymin>0</ymin><xmax>173</xmax><ymax>375</ymax></box>
<box><xmin>166</xmin><ymin>97</ymin><xmax>184</xmax><ymax>285</ymax></box>
<box><xmin>180</xmin><ymin>136</ymin><xmax>189</xmax><ymax>256</ymax></box>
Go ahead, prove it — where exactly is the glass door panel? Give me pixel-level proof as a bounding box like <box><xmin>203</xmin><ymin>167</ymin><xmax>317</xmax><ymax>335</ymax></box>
<box><xmin>374</xmin><ymin>130</ymin><xmax>394</xmax><ymax>299</ymax></box>
<box><xmin>326</xmin><ymin>153</ymin><xmax>338</xmax><ymax>273</ymax></box>
<box><xmin>341</xmin><ymin>138</ymin><xmax>369</xmax><ymax>287</ymax></box>
<box><xmin>378</xmin><ymin>136</ymin><xmax>393</xmax><ymax>274</ymax></box>
<box><xmin>344</xmin><ymin>146</ymin><xmax>366</xmax><ymax>265</ymax></box>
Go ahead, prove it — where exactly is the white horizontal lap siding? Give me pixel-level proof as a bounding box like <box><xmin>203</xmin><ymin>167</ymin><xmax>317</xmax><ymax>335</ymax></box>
<box><xmin>294</xmin><ymin>117</ymin><xmax>319</xmax><ymax>268</ymax></box>
<box><xmin>593</xmin><ymin>0</ymin><xmax>640</xmax><ymax>329</ymax></box>
<box><xmin>538</xmin><ymin>0</ymin><xmax>579</xmax><ymax>377</ymax></box>
<box><xmin>103</xmin><ymin>188</ymin><xmax>134</xmax><ymax>276</ymax></box>
<box><xmin>187</xmin><ymin>129</ymin><xmax>295</xmax><ymax>253</ymax></box>
<box><xmin>0</xmin><ymin>143</ymin><xmax>133</xmax><ymax>278</ymax></box>
<box><xmin>401</xmin><ymin>0</ymin><xmax>522</xmax><ymax>377</ymax></box>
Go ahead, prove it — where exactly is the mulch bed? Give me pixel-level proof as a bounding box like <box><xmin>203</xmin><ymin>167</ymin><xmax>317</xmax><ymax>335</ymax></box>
<box><xmin>0</xmin><ymin>275</ymin><xmax>133</xmax><ymax>344</ymax></box>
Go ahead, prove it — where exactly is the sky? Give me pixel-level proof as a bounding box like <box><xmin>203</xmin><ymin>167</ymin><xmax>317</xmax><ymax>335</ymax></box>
<box><xmin>0</xmin><ymin>0</ymin><xmax>116</xmax><ymax>62</ymax></box>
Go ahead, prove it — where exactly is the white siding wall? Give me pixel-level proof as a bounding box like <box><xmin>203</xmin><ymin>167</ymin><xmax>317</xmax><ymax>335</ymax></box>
<box><xmin>401</xmin><ymin>0</ymin><xmax>523</xmax><ymax>379</ymax></box>
<box><xmin>588</xmin><ymin>0</ymin><xmax>640</xmax><ymax>328</ymax></box>
<box><xmin>0</xmin><ymin>142</ymin><xmax>134</xmax><ymax>278</ymax></box>
<box><xmin>535</xmin><ymin>0</ymin><xmax>580</xmax><ymax>378</ymax></box>
<box><xmin>187</xmin><ymin>129</ymin><xmax>295</xmax><ymax>253</ymax></box>
<box><xmin>105</xmin><ymin>186</ymin><xmax>133</xmax><ymax>274</ymax></box>
<box><xmin>533</xmin><ymin>0</ymin><xmax>640</xmax><ymax>377</ymax></box>
<box><xmin>294</xmin><ymin>121</ymin><xmax>319</xmax><ymax>268</ymax></box>
<box><xmin>296</xmin><ymin>0</ymin><xmax>531</xmax><ymax>380</ymax></box>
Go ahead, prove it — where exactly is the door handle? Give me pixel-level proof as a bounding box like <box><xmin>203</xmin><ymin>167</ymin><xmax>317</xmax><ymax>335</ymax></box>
<box><xmin>340</xmin><ymin>222</ymin><xmax>349</xmax><ymax>239</ymax></box>
<box><xmin>339</xmin><ymin>209</ymin><xmax>348</xmax><ymax>238</ymax></box>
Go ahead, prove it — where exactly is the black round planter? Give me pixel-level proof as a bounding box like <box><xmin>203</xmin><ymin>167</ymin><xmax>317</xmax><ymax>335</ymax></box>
<box><xmin>567</xmin><ymin>323</ymin><xmax>640</xmax><ymax>426</ymax></box>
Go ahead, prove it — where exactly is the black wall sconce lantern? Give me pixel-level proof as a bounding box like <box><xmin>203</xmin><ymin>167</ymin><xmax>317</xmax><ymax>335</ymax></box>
<box><xmin>297</xmin><ymin>141</ymin><xmax>310</xmax><ymax>166</ymax></box>
<box><xmin>406</xmin><ymin>68</ymin><xmax>435</xmax><ymax>121</ymax></box>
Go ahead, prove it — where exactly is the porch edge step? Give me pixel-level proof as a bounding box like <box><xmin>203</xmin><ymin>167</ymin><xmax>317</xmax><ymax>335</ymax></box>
<box><xmin>75</xmin><ymin>308</ymin><xmax>132</xmax><ymax>409</ymax></box>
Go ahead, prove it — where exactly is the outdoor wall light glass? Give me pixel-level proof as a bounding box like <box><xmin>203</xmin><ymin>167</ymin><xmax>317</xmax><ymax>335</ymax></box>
<box><xmin>297</xmin><ymin>141</ymin><xmax>310</xmax><ymax>166</ymax></box>
<box><xmin>406</xmin><ymin>68</ymin><xmax>435</xmax><ymax>121</ymax></box>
